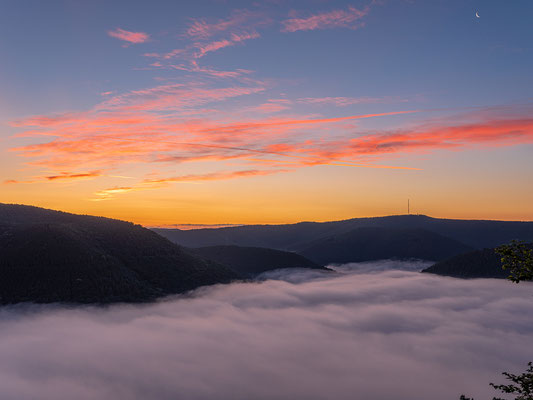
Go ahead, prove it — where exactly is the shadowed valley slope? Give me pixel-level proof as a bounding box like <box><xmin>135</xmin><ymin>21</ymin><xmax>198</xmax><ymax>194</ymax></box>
<box><xmin>0</xmin><ymin>204</ymin><xmax>239</xmax><ymax>304</ymax></box>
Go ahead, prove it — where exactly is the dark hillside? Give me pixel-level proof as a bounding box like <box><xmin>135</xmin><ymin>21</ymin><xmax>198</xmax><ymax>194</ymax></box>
<box><xmin>188</xmin><ymin>245</ymin><xmax>326</xmax><ymax>278</ymax></box>
<box><xmin>0</xmin><ymin>204</ymin><xmax>239</xmax><ymax>304</ymax></box>
<box><xmin>421</xmin><ymin>248</ymin><xmax>506</xmax><ymax>279</ymax></box>
<box><xmin>297</xmin><ymin>227</ymin><xmax>473</xmax><ymax>264</ymax></box>
<box><xmin>154</xmin><ymin>214</ymin><xmax>533</xmax><ymax>251</ymax></box>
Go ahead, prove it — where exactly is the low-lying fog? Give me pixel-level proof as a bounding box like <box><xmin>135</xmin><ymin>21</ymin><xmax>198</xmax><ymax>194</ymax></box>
<box><xmin>1</xmin><ymin>261</ymin><xmax>532</xmax><ymax>400</ymax></box>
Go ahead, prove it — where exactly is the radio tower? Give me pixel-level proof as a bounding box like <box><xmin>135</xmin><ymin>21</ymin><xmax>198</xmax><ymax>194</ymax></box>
<box><xmin>408</xmin><ymin>199</ymin><xmax>410</xmax><ymax>215</ymax></box>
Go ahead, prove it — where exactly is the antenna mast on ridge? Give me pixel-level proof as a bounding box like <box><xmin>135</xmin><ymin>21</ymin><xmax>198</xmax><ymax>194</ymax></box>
<box><xmin>408</xmin><ymin>199</ymin><xmax>410</xmax><ymax>215</ymax></box>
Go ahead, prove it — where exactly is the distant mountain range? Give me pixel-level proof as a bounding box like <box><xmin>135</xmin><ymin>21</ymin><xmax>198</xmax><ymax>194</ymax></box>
<box><xmin>298</xmin><ymin>227</ymin><xmax>473</xmax><ymax>264</ymax></box>
<box><xmin>154</xmin><ymin>214</ymin><xmax>533</xmax><ymax>250</ymax></box>
<box><xmin>154</xmin><ymin>214</ymin><xmax>533</xmax><ymax>265</ymax></box>
<box><xmin>2</xmin><ymin>204</ymin><xmax>532</xmax><ymax>305</ymax></box>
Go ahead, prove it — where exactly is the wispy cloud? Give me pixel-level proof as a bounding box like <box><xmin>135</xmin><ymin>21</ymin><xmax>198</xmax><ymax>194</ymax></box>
<box><xmin>144</xmin><ymin>169</ymin><xmax>288</xmax><ymax>184</ymax></box>
<box><xmin>45</xmin><ymin>170</ymin><xmax>102</xmax><ymax>181</ymax></box>
<box><xmin>4</xmin><ymin>170</ymin><xmax>103</xmax><ymax>185</ymax></box>
<box><xmin>297</xmin><ymin>96</ymin><xmax>408</xmax><ymax>107</ymax></box>
<box><xmin>92</xmin><ymin>169</ymin><xmax>287</xmax><ymax>200</ymax></box>
<box><xmin>95</xmin><ymin>82</ymin><xmax>266</xmax><ymax>112</ymax></box>
<box><xmin>185</xmin><ymin>10</ymin><xmax>265</xmax><ymax>39</ymax></box>
<box><xmin>144</xmin><ymin>10</ymin><xmax>264</xmax><ymax>69</ymax></box>
<box><xmin>9</xmin><ymin>52</ymin><xmax>533</xmax><ymax>196</ymax></box>
<box><xmin>281</xmin><ymin>5</ymin><xmax>370</xmax><ymax>33</ymax></box>
<box><xmin>108</xmin><ymin>28</ymin><xmax>149</xmax><ymax>45</ymax></box>
<box><xmin>301</xmin><ymin>116</ymin><xmax>533</xmax><ymax>161</ymax></box>
<box><xmin>190</xmin><ymin>31</ymin><xmax>260</xmax><ymax>59</ymax></box>
<box><xmin>248</xmin><ymin>99</ymin><xmax>292</xmax><ymax>113</ymax></box>
<box><xmin>194</xmin><ymin>39</ymin><xmax>234</xmax><ymax>58</ymax></box>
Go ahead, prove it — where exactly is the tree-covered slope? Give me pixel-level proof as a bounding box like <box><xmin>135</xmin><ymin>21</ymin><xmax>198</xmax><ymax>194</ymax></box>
<box><xmin>421</xmin><ymin>248</ymin><xmax>507</xmax><ymax>279</ymax></box>
<box><xmin>297</xmin><ymin>227</ymin><xmax>473</xmax><ymax>264</ymax></box>
<box><xmin>154</xmin><ymin>214</ymin><xmax>533</xmax><ymax>251</ymax></box>
<box><xmin>0</xmin><ymin>203</ymin><xmax>239</xmax><ymax>304</ymax></box>
<box><xmin>188</xmin><ymin>245</ymin><xmax>327</xmax><ymax>278</ymax></box>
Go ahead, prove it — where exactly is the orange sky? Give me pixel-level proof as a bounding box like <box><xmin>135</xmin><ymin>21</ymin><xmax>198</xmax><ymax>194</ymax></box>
<box><xmin>1</xmin><ymin>1</ymin><xmax>533</xmax><ymax>225</ymax></box>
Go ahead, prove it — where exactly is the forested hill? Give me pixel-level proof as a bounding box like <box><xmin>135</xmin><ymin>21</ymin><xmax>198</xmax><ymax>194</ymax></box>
<box><xmin>0</xmin><ymin>203</ymin><xmax>239</xmax><ymax>304</ymax></box>
<box><xmin>188</xmin><ymin>245</ymin><xmax>327</xmax><ymax>278</ymax></box>
<box><xmin>422</xmin><ymin>249</ymin><xmax>507</xmax><ymax>279</ymax></box>
<box><xmin>154</xmin><ymin>214</ymin><xmax>533</xmax><ymax>252</ymax></box>
<box><xmin>297</xmin><ymin>227</ymin><xmax>473</xmax><ymax>264</ymax></box>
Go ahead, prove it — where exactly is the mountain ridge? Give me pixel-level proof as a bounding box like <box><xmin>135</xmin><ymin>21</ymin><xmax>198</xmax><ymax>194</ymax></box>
<box><xmin>0</xmin><ymin>203</ymin><xmax>239</xmax><ymax>304</ymax></box>
<box><xmin>154</xmin><ymin>214</ymin><xmax>533</xmax><ymax>251</ymax></box>
<box><xmin>187</xmin><ymin>245</ymin><xmax>327</xmax><ymax>278</ymax></box>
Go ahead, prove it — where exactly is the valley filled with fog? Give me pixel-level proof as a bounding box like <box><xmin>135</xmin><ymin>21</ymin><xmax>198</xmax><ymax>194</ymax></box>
<box><xmin>1</xmin><ymin>260</ymin><xmax>532</xmax><ymax>400</ymax></box>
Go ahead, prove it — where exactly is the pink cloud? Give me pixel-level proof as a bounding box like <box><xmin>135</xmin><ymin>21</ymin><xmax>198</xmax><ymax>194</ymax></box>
<box><xmin>3</xmin><ymin>170</ymin><xmax>103</xmax><ymax>185</ymax></box>
<box><xmin>301</xmin><ymin>117</ymin><xmax>533</xmax><ymax>161</ymax></box>
<box><xmin>194</xmin><ymin>31</ymin><xmax>259</xmax><ymax>58</ymax></box>
<box><xmin>194</xmin><ymin>39</ymin><xmax>234</xmax><ymax>58</ymax></box>
<box><xmin>185</xmin><ymin>10</ymin><xmax>263</xmax><ymax>39</ymax></box>
<box><xmin>108</xmin><ymin>28</ymin><xmax>149</xmax><ymax>44</ymax></box>
<box><xmin>144</xmin><ymin>169</ymin><xmax>287</xmax><ymax>185</ymax></box>
<box><xmin>298</xmin><ymin>96</ymin><xmax>408</xmax><ymax>106</ymax></box>
<box><xmin>9</xmin><ymin>68</ymin><xmax>533</xmax><ymax>191</ymax></box>
<box><xmin>8</xmin><ymin>101</ymin><xmax>420</xmax><ymax>175</ymax></box>
<box><xmin>281</xmin><ymin>5</ymin><xmax>370</xmax><ymax>32</ymax></box>
<box><xmin>182</xmin><ymin>62</ymin><xmax>254</xmax><ymax>78</ymax></box>
<box><xmin>45</xmin><ymin>170</ymin><xmax>102</xmax><ymax>181</ymax></box>
<box><xmin>249</xmin><ymin>99</ymin><xmax>292</xmax><ymax>113</ymax></box>
<box><xmin>101</xmin><ymin>84</ymin><xmax>265</xmax><ymax>112</ymax></box>
<box><xmin>230</xmin><ymin>31</ymin><xmax>260</xmax><ymax>42</ymax></box>
<box><xmin>91</xmin><ymin>169</ymin><xmax>287</xmax><ymax>200</ymax></box>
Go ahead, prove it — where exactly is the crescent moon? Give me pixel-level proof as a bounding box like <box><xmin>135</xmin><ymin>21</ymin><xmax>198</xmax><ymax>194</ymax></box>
<box><xmin>475</xmin><ymin>12</ymin><xmax>480</xmax><ymax>18</ymax></box>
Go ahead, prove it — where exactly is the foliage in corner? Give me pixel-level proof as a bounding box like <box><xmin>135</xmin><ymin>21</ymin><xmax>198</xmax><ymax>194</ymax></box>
<box><xmin>460</xmin><ymin>362</ymin><xmax>533</xmax><ymax>400</ymax></box>
<box><xmin>490</xmin><ymin>361</ymin><xmax>533</xmax><ymax>400</ymax></box>
<box><xmin>495</xmin><ymin>240</ymin><xmax>533</xmax><ymax>283</ymax></box>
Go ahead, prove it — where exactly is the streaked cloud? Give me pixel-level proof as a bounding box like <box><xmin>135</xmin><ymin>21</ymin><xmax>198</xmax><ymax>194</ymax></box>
<box><xmin>92</xmin><ymin>169</ymin><xmax>288</xmax><ymax>200</ymax></box>
<box><xmin>185</xmin><ymin>9</ymin><xmax>265</xmax><ymax>39</ymax></box>
<box><xmin>297</xmin><ymin>96</ymin><xmax>408</xmax><ymax>106</ymax></box>
<box><xmin>45</xmin><ymin>170</ymin><xmax>102</xmax><ymax>181</ymax></box>
<box><xmin>281</xmin><ymin>5</ymin><xmax>370</xmax><ymax>33</ymax></box>
<box><xmin>9</xmin><ymin>13</ymin><xmax>533</xmax><ymax>199</ymax></box>
<box><xmin>192</xmin><ymin>31</ymin><xmax>260</xmax><ymax>59</ymax></box>
<box><xmin>194</xmin><ymin>39</ymin><xmax>234</xmax><ymax>58</ymax></box>
<box><xmin>3</xmin><ymin>170</ymin><xmax>103</xmax><ymax>185</ymax></box>
<box><xmin>108</xmin><ymin>28</ymin><xmax>149</xmax><ymax>45</ymax></box>
<box><xmin>248</xmin><ymin>99</ymin><xmax>292</xmax><ymax>113</ymax></box>
<box><xmin>9</xmin><ymin>85</ymin><xmax>533</xmax><ymax>194</ymax></box>
<box><xmin>95</xmin><ymin>82</ymin><xmax>266</xmax><ymax>112</ymax></box>
<box><xmin>143</xmin><ymin>169</ymin><xmax>287</xmax><ymax>184</ymax></box>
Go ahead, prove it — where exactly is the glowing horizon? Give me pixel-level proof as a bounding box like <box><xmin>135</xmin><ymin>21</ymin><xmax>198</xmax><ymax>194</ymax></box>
<box><xmin>1</xmin><ymin>1</ymin><xmax>532</xmax><ymax>225</ymax></box>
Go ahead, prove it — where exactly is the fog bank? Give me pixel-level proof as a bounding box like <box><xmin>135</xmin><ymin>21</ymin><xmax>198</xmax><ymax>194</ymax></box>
<box><xmin>1</xmin><ymin>261</ymin><xmax>532</xmax><ymax>400</ymax></box>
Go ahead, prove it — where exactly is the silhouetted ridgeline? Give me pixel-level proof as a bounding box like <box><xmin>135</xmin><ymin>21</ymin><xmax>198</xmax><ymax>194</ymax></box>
<box><xmin>188</xmin><ymin>245</ymin><xmax>327</xmax><ymax>278</ymax></box>
<box><xmin>0</xmin><ymin>203</ymin><xmax>239</xmax><ymax>304</ymax></box>
<box><xmin>298</xmin><ymin>227</ymin><xmax>473</xmax><ymax>264</ymax></box>
<box><xmin>154</xmin><ymin>214</ymin><xmax>533</xmax><ymax>253</ymax></box>
<box><xmin>421</xmin><ymin>248</ymin><xmax>506</xmax><ymax>279</ymax></box>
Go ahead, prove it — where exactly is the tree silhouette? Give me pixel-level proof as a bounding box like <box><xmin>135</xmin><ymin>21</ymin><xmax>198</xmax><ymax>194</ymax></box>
<box><xmin>495</xmin><ymin>240</ymin><xmax>533</xmax><ymax>283</ymax></box>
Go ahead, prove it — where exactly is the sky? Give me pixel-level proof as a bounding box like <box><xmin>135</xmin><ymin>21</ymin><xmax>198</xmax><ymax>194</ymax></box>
<box><xmin>1</xmin><ymin>0</ymin><xmax>532</xmax><ymax>226</ymax></box>
<box><xmin>1</xmin><ymin>263</ymin><xmax>533</xmax><ymax>400</ymax></box>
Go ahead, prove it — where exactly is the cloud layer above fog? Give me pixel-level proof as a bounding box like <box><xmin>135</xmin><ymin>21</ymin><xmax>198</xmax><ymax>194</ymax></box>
<box><xmin>1</xmin><ymin>261</ymin><xmax>533</xmax><ymax>400</ymax></box>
